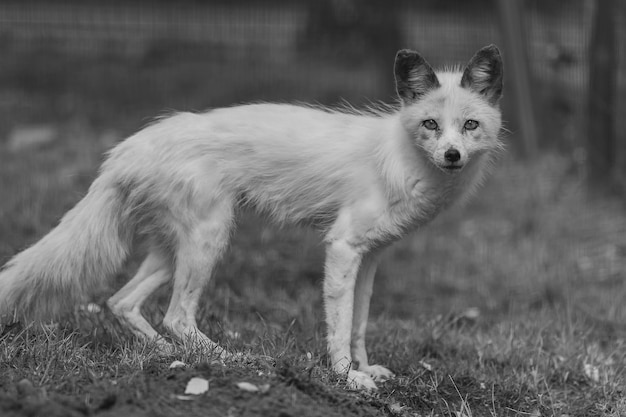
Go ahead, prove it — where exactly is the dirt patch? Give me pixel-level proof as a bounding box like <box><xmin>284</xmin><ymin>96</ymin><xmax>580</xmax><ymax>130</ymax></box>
<box><xmin>0</xmin><ymin>358</ymin><xmax>387</xmax><ymax>417</ymax></box>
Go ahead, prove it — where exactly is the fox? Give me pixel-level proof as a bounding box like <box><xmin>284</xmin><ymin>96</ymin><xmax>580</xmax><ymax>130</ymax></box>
<box><xmin>0</xmin><ymin>45</ymin><xmax>503</xmax><ymax>390</ymax></box>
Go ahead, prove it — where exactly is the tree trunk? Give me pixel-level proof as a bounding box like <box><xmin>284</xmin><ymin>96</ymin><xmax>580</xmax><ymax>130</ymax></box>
<box><xmin>587</xmin><ymin>0</ymin><xmax>617</xmax><ymax>190</ymax></box>
<box><xmin>497</xmin><ymin>0</ymin><xmax>538</xmax><ymax>158</ymax></box>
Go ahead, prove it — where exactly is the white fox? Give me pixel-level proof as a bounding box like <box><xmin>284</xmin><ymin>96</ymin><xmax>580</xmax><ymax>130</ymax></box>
<box><xmin>0</xmin><ymin>45</ymin><xmax>503</xmax><ymax>390</ymax></box>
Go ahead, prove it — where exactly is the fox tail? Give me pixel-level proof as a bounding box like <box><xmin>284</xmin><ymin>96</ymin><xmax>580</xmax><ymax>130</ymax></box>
<box><xmin>0</xmin><ymin>179</ymin><xmax>131</xmax><ymax>322</ymax></box>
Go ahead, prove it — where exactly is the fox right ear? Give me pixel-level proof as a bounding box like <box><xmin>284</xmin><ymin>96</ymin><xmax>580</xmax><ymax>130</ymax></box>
<box><xmin>394</xmin><ymin>49</ymin><xmax>440</xmax><ymax>103</ymax></box>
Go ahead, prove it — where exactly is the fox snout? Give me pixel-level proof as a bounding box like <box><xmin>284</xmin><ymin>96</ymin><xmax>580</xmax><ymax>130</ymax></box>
<box><xmin>430</xmin><ymin>139</ymin><xmax>466</xmax><ymax>171</ymax></box>
<box><xmin>442</xmin><ymin>147</ymin><xmax>464</xmax><ymax>171</ymax></box>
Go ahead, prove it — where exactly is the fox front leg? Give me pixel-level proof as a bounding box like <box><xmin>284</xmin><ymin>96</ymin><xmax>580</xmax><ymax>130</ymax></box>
<box><xmin>323</xmin><ymin>238</ymin><xmax>377</xmax><ymax>390</ymax></box>
<box><xmin>351</xmin><ymin>251</ymin><xmax>395</xmax><ymax>382</ymax></box>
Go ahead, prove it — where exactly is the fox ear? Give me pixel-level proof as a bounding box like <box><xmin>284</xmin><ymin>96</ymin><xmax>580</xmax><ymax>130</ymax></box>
<box><xmin>394</xmin><ymin>49</ymin><xmax>440</xmax><ymax>103</ymax></box>
<box><xmin>461</xmin><ymin>44</ymin><xmax>503</xmax><ymax>104</ymax></box>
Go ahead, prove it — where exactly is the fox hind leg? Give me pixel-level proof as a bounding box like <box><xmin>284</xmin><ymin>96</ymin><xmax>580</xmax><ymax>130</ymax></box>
<box><xmin>162</xmin><ymin>201</ymin><xmax>234</xmax><ymax>359</ymax></box>
<box><xmin>107</xmin><ymin>249</ymin><xmax>173</xmax><ymax>350</ymax></box>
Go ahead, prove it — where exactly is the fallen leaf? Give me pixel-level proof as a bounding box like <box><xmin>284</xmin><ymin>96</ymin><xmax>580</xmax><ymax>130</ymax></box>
<box><xmin>185</xmin><ymin>377</ymin><xmax>209</xmax><ymax>395</ymax></box>
<box><xmin>169</xmin><ymin>360</ymin><xmax>186</xmax><ymax>369</ymax></box>
<box><xmin>461</xmin><ymin>307</ymin><xmax>480</xmax><ymax>320</ymax></box>
<box><xmin>79</xmin><ymin>303</ymin><xmax>101</xmax><ymax>313</ymax></box>
<box><xmin>583</xmin><ymin>363</ymin><xmax>600</xmax><ymax>383</ymax></box>
<box><xmin>236</xmin><ymin>382</ymin><xmax>259</xmax><ymax>392</ymax></box>
<box><xmin>225</xmin><ymin>330</ymin><xmax>241</xmax><ymax>339</ymax></box>
<box><xmin>388</xmin><ymin>402</ymin><xmax>406</xmax><ymax>414</ymax></box>
<box><xmin>87</xmin><ymin>303</ymin><xmax>102</xmax><ymax>313</ymax></box>
<box><xmin>419</xmin><ymin>360</ymin><xmax>433</xmax><ymax>371</ymax></box>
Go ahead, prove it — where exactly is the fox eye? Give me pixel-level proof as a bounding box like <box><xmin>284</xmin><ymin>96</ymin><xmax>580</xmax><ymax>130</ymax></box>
<box><xmin>464</xmin><ymin>119</ymin><xmax>479</xmax><ymax>130</ymax></box>
<box><xmin>422</xmin><ymin>119</ymin><xmax>438</xmax><ymax>130</ymax></box>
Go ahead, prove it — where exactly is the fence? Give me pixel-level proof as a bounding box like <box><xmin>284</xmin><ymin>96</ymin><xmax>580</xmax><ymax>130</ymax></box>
<box><xmin>0</xmin><ymin>0</ymin><xmax>624</xmax><ymax>160</ymax></box>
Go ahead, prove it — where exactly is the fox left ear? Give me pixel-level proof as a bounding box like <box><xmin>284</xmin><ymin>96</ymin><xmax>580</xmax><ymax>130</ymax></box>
<box><xmin>461</xmin><ymin>44</ymin><xmax>503</xmax><ymax>105</ymax></box>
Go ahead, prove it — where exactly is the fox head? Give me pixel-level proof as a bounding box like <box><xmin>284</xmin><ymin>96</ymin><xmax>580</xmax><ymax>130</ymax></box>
<box><xmin>394</xmin><ymin>45</ymin><xmax>503</xmax><ymax>172</ymax></box>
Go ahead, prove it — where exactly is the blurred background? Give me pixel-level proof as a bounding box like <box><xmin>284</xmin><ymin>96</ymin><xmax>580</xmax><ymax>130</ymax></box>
<box><xmin>0</xmin><ymin>0</ymin><xmax>622</xmax><ymax>163</ymax></box>
<box><xmin>0</xmin><ymin>0</ymin><xmax>625</xmax><ymax>336</ymax></box>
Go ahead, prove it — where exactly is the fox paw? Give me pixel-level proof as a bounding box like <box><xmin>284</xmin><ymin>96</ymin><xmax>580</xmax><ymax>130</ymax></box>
<box><xmin>346</xmin><ymin>369</ymin><xmax>377</xmax><ymax>390</ymax></box>
<box><xmin>359</xmin><ymin>364</ymin><xmax>395</xmax><ymax>381</ymax></box>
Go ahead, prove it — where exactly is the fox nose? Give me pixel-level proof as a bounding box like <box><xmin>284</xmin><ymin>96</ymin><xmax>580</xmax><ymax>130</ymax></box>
<box><xmin>444</xmin><ymin>148</ymin><xmax>461</xmax><ymax>163</ymax></box>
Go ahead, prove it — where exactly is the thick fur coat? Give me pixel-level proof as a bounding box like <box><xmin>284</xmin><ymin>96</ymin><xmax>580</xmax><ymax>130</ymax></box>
<box><xmin>0</xmin><ymin>45</ymin><xmax>503</xmax><ymax>389</ymax></box>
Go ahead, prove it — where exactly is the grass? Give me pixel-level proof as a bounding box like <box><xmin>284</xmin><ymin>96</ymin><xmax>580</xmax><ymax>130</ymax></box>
<box><xmin>1</xmin><ymin>35</ymin><xmax>626</xmax><ymax>417</ymax></box>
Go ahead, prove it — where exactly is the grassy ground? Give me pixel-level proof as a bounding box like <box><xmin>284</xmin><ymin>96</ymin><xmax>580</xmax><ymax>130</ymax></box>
<box><xmin>1</xmin><ymin>35</ymin><xmax>626</xmax><ymax>417</ymax></box>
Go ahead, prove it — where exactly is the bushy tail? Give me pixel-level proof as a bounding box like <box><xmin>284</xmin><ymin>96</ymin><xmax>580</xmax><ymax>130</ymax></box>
<box><xmin>0</xmin><ymin>181</ymin><xmax>131</xmax><ymax>323</ymax></box>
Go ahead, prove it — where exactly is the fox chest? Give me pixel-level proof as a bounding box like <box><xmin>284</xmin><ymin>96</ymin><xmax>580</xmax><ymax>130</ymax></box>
<box><xmin>369</xmin><ymin>177</ymin><xmax>467</xmax><ymax>245</ymax></box>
